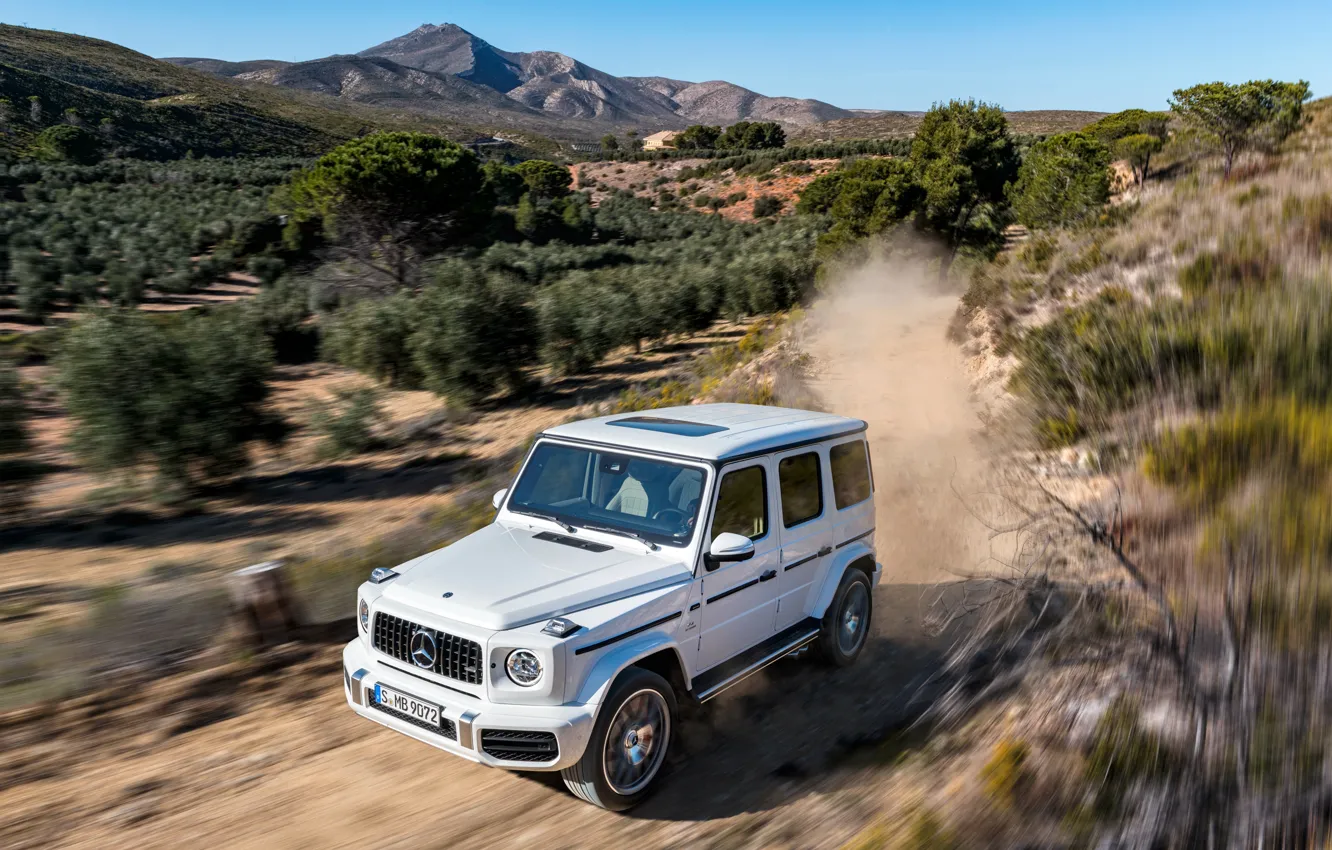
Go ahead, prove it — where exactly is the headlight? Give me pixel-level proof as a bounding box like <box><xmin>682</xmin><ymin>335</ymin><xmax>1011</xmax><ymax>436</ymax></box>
<box><xmin>359</xmin><ymin>598</ymin><xmax>370</xmax><ymax>631</ymax></box>
<box><xmin>505</xmin><ymin>649</ymin><xmax>543</xmax><ymax>687</ymax></box>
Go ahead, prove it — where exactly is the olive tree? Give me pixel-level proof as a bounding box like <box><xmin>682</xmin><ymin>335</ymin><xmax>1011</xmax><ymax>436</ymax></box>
<box><xmin>1169</xmin><ymin>80</ymin><xmax>1312</xmax><ymax>177</ymax></box>
<box><xmin>1012</xmin><ymin>132</ymin><xmax>1112</xmax><ymax>228</ymax></box>
<box><xmin>278</xmin><ymin>133</ymin><xmax>491</xmax><ymax>290</ymax></box>
<box><xmin>59</xmin><ymin>309</ymin><xmax>285</xmax><ymax>493</ymax></box>
<box><xmin>409</xmin><ymin>264</ymin><xmax>538</xmax><ymax>404</ymax></box>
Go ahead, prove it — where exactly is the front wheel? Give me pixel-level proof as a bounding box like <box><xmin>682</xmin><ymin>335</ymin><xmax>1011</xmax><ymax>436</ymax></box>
<box><xmin>562</xmin><ymin>667</ymin><xmax>677</xmax><ymax>811</ymax></box>
<box><xmin>819</xmin><ymin>569</ymin><xmax>873</xmax><ymax>666</ymax></box>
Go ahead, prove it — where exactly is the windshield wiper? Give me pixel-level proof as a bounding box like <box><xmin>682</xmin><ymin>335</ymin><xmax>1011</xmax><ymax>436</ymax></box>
<box><xmin>512</xmin><ymin>509</ymin><xmax>576</xmax><ymax>534</ymax></box>
<box><xmin>582</xmin><ymin>524</ymin><xmax>660</xmax><ymax>551</ymax></box>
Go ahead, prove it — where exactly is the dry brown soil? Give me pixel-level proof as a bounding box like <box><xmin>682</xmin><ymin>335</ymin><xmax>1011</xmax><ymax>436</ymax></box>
<box><xmin>1</xmin><ymin>266</ymin><xmax>997</xmax><ymax>849</ymax></box>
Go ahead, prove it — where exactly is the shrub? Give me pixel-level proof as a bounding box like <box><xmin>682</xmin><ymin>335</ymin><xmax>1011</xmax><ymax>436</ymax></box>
<box><xmin>59</xmin><ymin>309</ymin><xmax>286</xmax><ymax>493</ymax></box>
<box><xmin>322</xmin><ymin>293</ymin><xmax>422</xmax><ymax>388</ymax></box>
<box><xmin>409</xmin><ymin>265</ymin><xmax>538</xmax><ymax>404</ymax></box>
<box><xmin>309</xmin><ymin>387</ymin><xmax>383</xmax><ymax>457</ymax></box>
<box><xmin>753</xmin><ymin>195</ymin><xmax>784</xmax><ymax>217</ymax></box>
<box><xmin>1019</xmin><ymin>233</ymin><xmax>1059</xmax><ymax>272</ymax></box>
<box><xmin>1283</xmin><ymin>194</ymin><xmax>1332</xmax><ymax>251</ymax></box>
<box><xmin>981</xmin><ymin>738</ymin><xmax>1030</xmax><ymax>808</ymax></box>
<box><xmin>781</xmin><ymin>160</ymin><xmax>813</xmax><ymax>175</ymax></box>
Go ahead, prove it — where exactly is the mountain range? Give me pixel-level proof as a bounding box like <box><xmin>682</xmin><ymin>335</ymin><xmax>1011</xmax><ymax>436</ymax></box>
<box><xmin>168</xmin><ymin>23</ymin><xmax>855</xmax><ymax>132</ymax></box>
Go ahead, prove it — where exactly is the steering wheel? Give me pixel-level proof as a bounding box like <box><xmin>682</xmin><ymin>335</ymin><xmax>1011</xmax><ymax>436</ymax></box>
<box><xmin>652</xmin><ymin>507</ymin><xmax>688</xmax><ymax>527</ymax></box>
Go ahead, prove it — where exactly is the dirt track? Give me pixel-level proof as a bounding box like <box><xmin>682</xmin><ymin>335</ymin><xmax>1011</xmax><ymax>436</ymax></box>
<box><xmin>1</xmin><ymin>265</ymin><xmax>995</xmax><ymax>850</ymax></box>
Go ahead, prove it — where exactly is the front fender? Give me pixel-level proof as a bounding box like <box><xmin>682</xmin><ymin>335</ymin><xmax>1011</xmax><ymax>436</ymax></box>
<box><xmin>573</xmin><ymin>633</ymin><xmax>688</xmax><ymax>706</ymax></box>
<box><xmin>811</xmin><ymin>543</ymin><xmax>879</xmax><ymax>619</ymax></box>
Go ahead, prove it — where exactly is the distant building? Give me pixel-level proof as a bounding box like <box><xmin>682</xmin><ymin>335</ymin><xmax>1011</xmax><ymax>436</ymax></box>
<box><xmin>642</xmin><ymin>131</ymin><xmax>679</xmax><ymax>151</ymax></box>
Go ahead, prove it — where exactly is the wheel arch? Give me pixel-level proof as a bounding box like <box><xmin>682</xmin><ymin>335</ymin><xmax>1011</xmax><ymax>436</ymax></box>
<box><xmin>811</xmin><ymin>544</ymin><xmax>877</xmax><ymax>619</ymax></box>
<box><xmin>573</xmin><ymin>634</ymin><xmax>690</xmax><ymax>706</ymax></box>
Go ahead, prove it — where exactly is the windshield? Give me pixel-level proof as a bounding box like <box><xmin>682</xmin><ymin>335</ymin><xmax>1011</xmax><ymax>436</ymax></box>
<box><xmin>507</xmin><ymin>441</ymin><xmax>708</xmax><ymax>548</ymax></box>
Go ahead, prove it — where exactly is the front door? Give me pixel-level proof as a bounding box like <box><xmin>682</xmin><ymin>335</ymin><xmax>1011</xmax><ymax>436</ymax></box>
<box><xmin>773</xmin><ymin>447</ymin><xmax>833</xmax><ymax>632</ymax></box>
<box><xmin>694</xmin><ymin>458</ymin><xmax>780</xmax><ymax>672</ymax></box>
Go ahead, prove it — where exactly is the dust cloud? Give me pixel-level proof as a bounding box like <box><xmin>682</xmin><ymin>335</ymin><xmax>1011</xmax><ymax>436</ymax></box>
<box><xmin>804</xmin><ymin>257</ymin><xmax>997</xmax><ymax>585</ymax></box>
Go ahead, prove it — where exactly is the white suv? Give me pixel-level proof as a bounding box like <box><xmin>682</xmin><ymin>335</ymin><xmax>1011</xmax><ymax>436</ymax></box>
<box><xmin>343</xmin><ymin>403</ymin><xmax>879</xmax><ymax>810</ymax></box>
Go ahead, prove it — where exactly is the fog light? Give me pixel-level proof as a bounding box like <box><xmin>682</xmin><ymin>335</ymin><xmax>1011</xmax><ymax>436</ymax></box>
<box><xmin>505</xmin><ymin>650</ymin><xmax>543</xmax><ymax>687</ymax></box>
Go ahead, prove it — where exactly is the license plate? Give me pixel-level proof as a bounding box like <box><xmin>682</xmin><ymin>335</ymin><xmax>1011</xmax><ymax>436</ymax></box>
<box><xmin>374</xmin><ymin>683</ymin><xmax>441</xmax><ymax>727</ymax></box>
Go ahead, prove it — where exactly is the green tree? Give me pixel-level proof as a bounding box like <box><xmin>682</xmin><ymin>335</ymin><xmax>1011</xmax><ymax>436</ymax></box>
<box><xmin>12</xmin><ymin>250</ymin><xmax>61</xmax><ymax>322</ymax></box>
<box><xmin>600</xmin><ymin>133</ymin><xmax>620</xmax><ymax>153</ymax></box>
<box><xmin>30</xmin><ymin>125</ymin><xmax>102</xmax><ymax>165</ymax></box>
<box><xmin>1115</xmin><ymin>133</ymin><xmax>1165</xmax><ymax>186</ymax></box>
<box><xmin>909</xmin><ymin>100</ymin><xmax>1019</xmax><ymax>277</ymax></box>
<box><xmin>409</xmin><ymin>265</ymin><xmax>538</xmax><ymax>404</ymax></box>
<box><xmin>482</xmin><ymin>160</ymin><xmax>526</xmax><ymax>205</ymax></box>
<box><xmin>718</xmin><ymin>121</ymin><xmax>786</xmax><ymax>151</ymax></box>
<box><xmin>0</xmin><ymin>363</ymin><xmax>32</xmax><ymax>515</ymax></box>
<box><xmin>322</xmin><ymin>293</ymin><xmax>422</xmax><ymax>388</ymax></box>
<box><xmin>1084</xmin><ymin>109</ymin><xmax>1170</xmax><ymax>146</ymax></box>
<box><xmin>0</xmin><ymin>364</ymin><xmax>26</xmax><ymax>457</ymax></box>
<box><xmin>1012</xmin><ymin>132</ymin><xmax>1112</xmax><ymax>228</ymax></box>
<box><xmin>1169</xmin><ymin>80</ymin><xmax>1312</xmax><ymax>177</ymax></box>
<box><xmin>278</xmin><ymin>132</ymin><xmax>490</xmax><ymax>289</ymax></box>
<box><xmin>514</xmin><ymin>160</ymin><xmax>573</xmax><ymax>200</ymax></box>
<box><xmin>59</xmin><ymin>310</ymin><xmax>285</xmax><ymax>493</ymax></box>
<box><xmin>674</xmin><ymin>124</ymin><xmax>722</xmax><ymax>150</ymax></box>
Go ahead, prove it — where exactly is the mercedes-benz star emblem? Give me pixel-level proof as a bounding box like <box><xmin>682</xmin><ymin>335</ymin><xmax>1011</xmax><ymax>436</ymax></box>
<box><xmin>409</xmin><ymin>629</ymin><xmax>437</xmax><ymax>669</ymax></box>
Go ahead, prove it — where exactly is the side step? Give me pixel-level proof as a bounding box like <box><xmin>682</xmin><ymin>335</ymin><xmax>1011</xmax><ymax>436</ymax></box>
<box><xmin>692</xmin><ymin>617</ymin><xmax>821</xmax><ymax>703</ymax></box>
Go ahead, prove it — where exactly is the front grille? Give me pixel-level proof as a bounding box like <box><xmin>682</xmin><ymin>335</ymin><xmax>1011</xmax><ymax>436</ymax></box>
<box><xmin>370</xmin><ymin>699</ymin><xmax>458</xmax><ymax>740</ymax></box>
<box><xmin>481</xmin><ymin>729</ymin><xmax>559</xmax><ymax>763</ymax></box>
<box><xmin>372</xmin><ymin>612</ymin><xmax>484</xmax><ymax>686</ymax></box>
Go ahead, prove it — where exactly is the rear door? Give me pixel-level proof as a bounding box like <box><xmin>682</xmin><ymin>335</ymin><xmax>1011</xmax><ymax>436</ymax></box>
<box><xmin>828</xmin><ymin>437</ymin><xmax>876</xmax><ymax>552</ymax></box>
<box><xmin>695</xmin><ymin>458</ymin><xmax>780</xmax><ymax>672</ymax></box>
<box><xmin>773</xmin><ymin>447</ymin><xmax>833</xmax><ymax>632</ymax></box>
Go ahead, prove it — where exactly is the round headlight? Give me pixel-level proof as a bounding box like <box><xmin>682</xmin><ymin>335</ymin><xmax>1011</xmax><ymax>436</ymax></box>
<box><xmin>358</xmin><ymin>598</ymin><xmax>370</xmax><ymax>631</ymax></box>
<box><xmin>505</xmin><ymin>649</ymin><xmax>543</xmax><ymax>687</ymax></box>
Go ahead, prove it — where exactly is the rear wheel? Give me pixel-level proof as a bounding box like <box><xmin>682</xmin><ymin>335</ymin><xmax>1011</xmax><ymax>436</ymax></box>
<box><xmin>819</xmin><ymin>569</ymin><xmax>873</xmax><ymax>666</ymax></box>
<box><xmin>562</xmin><ymin>667</ymin><xmax>676</xmax><ymax>811</ymax></box>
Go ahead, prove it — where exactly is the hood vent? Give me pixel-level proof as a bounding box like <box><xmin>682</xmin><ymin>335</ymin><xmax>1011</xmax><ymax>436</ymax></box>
<box><xmin>532</xmin><ymin>531</ymin><xmax>613</xmax><ymax>553</ymax></box>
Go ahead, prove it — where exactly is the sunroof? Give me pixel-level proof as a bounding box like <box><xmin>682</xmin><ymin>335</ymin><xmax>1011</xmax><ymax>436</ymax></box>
<box><xmin>608</xmin><ymin>416</ymin><xmax>728</xmax><ymax>437</ymax></box>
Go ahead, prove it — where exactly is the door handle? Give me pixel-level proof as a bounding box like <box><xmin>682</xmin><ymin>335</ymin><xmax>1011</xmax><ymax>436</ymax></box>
<box><xmin>759</xmin><ymin>569</ymin><xmax>778</xmax><ymax>582</ymax></box>
<box><xmin>818</xmin><ymin>546</ymin><xmax>833</xmax><ymax>557</ymax></box>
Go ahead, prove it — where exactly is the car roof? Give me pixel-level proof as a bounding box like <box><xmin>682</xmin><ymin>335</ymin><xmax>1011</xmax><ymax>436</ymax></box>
<box><xmin>541</xmin><ymin>403</ymin><xmax>867</xmax><ymax>463</ymax></box>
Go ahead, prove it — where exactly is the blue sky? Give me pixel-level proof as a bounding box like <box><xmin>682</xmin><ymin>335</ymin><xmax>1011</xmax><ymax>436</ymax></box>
<box><xmin>4</xmin><ymin>1</ymin><xmax>1329</xmax><ymax>111</ymax></box>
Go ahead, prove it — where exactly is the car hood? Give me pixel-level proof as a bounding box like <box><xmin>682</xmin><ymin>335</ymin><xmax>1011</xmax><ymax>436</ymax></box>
<box><xmin>380</xmin><ymin>522</ymin><xmax>692</xmax><ymax>631</ymax></box>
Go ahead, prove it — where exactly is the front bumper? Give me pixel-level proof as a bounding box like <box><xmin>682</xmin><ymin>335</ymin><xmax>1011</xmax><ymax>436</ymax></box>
<box><xmin>342</xmin><ymin>639</ymin><xmax>596</xmax><ymax>772</ymax></box>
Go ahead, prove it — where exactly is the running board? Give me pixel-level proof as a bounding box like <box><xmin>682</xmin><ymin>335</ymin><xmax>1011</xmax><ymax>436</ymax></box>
<box><xmin>693</xmin><ymin>618</ymin><xmax>821</xmax><ymax>703</ymax></box>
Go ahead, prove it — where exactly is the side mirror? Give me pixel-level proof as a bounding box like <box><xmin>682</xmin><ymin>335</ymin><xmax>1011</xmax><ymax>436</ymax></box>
<box><xmin>705</xmin><ymin>532</ymin><xmax>755</xmax><ymax>571</ymax></box>
<box><xmin>492</xmin><ymin>488</ymin><xmax>508</xmax><ymax>510</ymax></box>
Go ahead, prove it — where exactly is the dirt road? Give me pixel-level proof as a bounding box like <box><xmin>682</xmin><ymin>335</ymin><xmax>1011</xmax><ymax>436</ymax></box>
<box><xmin>2</xmin><ymin>264</ymin><xmax>995</xmax><ymax>850</ymax></box>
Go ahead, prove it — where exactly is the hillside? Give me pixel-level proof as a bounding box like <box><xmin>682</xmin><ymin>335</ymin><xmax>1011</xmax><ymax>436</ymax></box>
<box><xmin>180</xmin><ymin>22</ymin><xmax>855</xmax><ymax>130</ymax></box>
<box><xmin>790</xmin><ymin>108</ymin><xmax>1110</xmax><ymax>142</ymax></box>
<box><xmin>0</xmin><ymin>25</ymin><xmax>558</xmax><ymax>158</ymax></box>
<box><xmin>200</xmin><ymin>54</ymin><xmax>611</xmax><ymax>138</ymax></box>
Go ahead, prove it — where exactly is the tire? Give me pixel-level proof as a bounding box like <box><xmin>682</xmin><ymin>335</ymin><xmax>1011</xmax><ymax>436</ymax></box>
<box><xmin>818</xmin><ymin>568</ymin><xmax>873</xmax><ymax>667</ymax></box>
<box><xmin>561</xmin><ymin>667</ymin><xmax>677</xmax><ymax>811</ymax></box>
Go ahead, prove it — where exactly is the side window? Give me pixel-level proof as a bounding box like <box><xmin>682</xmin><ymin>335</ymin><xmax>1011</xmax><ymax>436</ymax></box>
<box><xmin>778</xmin><ymin>452</ymin><xmax>822</xmax><ymax>528</ymax></box>
<box><xmin>830</xmin><ymin>440</ymin><xmax>872</xmax><ymax>509</ymax></box>
<box><xmin>710</xmin><ymin>466</ymin><xmax>768</xmax><ymax>541</ymax></box>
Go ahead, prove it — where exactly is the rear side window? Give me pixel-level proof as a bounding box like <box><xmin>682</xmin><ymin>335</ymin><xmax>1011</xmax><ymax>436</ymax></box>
<box><xmin>711</xmin><ymin>466</ymin><xmax>768</xmax><ymax>541</ymax></box>
<box><xmin>778</xmin><ymin>452</ymin><xmax>822</xmax><ymax>527</ymax></box>
<box><xmin>830</xmin><ymin>440</ymin><xmax>872</xmax><ymax>509</ymax></box>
